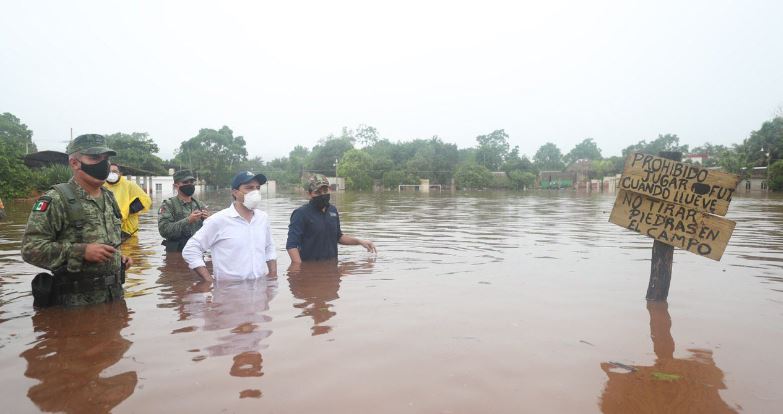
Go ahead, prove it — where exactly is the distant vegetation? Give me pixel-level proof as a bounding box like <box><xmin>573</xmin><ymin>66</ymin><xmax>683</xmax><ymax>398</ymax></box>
<box><xmin>1</xmin><ymin>111</ymin><xmax>781</xmax><ymax>199</ymax></box>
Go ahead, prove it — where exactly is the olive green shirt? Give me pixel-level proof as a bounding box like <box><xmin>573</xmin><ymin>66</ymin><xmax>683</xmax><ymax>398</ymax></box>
<box><xmin>157</xmin><ymin>196</ymin><xmax>204</xmax><ymax>242</ymax></box>
<box><xmin>21</xmin><ymin>178</ymin><xmax>122</xmax><ymax>275</ymax></box>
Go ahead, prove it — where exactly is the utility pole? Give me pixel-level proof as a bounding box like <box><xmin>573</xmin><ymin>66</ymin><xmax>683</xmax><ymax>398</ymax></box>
<box><xmin>762</xmin><ymin>147</ymin><xmax>771</xmax><ymax>191</ymax></box>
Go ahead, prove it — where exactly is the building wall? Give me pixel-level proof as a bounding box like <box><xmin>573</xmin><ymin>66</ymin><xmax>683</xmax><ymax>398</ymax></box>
<box><xmin>326</xmin><ymin>177</ymin><xmax>346</xmax><ymax>191</ymax></box>
<box><xmin>128</xmin><ymin>175</ymin><xmax>206</xmax><ymax>199</ymax></box>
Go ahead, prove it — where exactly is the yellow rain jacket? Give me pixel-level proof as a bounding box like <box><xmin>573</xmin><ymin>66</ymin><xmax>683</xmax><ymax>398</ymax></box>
<box><xmin>103</xmin><ymin>176</ymin><xmax>152</xmax><ymax>236</ymax></box>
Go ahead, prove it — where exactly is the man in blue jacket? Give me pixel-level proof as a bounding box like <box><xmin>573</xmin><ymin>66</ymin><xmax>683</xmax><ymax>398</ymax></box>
<box><xmin>286</xmin><ymin>174</ymin><xmax>376</xmax><ymax>263</ymax></box>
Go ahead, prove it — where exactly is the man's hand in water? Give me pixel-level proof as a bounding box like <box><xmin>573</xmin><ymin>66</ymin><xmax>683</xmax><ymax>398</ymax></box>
<box><xmin>360</xmin><ymin>239</ymin><xmax>377</xmax><ymax>253</ymax></box>
<box><xmin>190</xmin><ymin>279</ymin><xmax>212</xmax><ymax>293</ymax></box>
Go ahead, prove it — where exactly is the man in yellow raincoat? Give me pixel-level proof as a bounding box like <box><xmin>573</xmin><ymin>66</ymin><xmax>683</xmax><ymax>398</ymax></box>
<box><xmin>103</xmin><ymin>163</ymin><xmax>152</xmax><ymax>240</ymax></box>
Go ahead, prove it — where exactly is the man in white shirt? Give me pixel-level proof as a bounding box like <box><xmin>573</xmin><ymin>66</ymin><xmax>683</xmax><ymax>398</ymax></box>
<box><xmin>183</xmin><ymin>171</ymin><xmax>277</xmax><ymax>282</ymax></box>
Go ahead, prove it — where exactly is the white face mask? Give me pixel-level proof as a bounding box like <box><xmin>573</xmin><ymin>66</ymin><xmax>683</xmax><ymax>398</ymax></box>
<box><xmin>242</xmin><ymin>190</ymin><xmax>263</xmax><ymax>210</ymax></box>
<box><xmin>106</xmin><ymin>172</ymin><xmax>120</xmax><ymax>183</ymax></box>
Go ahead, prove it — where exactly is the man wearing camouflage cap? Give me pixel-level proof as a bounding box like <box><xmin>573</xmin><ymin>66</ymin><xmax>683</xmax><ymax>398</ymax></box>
<box><xmin>158</xmin><ymin>169</ymin><xmax>210</xmax><ymax>252</ymax></box>
<box><xmin>21</xmin><ymin>134</ymin><xmax>133</xmax><ymax>307</ymax></box>
<box><xmin>286</xmin><ymin>174</ymin><xmax>376</xmax><ymax>263</ymax></box>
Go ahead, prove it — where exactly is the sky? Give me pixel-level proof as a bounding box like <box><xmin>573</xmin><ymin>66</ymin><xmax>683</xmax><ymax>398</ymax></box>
<box><xmin>2</xmin><ymin>0</ymin><xmax>782</xmax><ymax>161</ymax></box>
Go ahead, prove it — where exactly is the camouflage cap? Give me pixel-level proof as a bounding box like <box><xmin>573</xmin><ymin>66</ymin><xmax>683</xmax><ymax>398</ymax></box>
<box><xmin>66</xmin><ymin>134</ymin><xmax>116</xmax><ymax>156</ymax></box>
<box><xmin>173</xmin><ymin>170</ymin><xmax>196</xmax><ymax>183</ymax></box>
<box><xmin>305</xmin><ymin>174</ymin><xmax>330</xmax><ymax>192</ymax></box>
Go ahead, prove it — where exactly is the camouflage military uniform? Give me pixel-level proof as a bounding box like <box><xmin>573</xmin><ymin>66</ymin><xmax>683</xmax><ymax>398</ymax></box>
<box><xmin>22</xmin><ymin>177</ymin><xmax>124</xmax><ymax>306</ymax></box>
<box><xmin>157</xmin><ymin>196</ymin><xmax>205</xmax><ymax>251</ymax></box>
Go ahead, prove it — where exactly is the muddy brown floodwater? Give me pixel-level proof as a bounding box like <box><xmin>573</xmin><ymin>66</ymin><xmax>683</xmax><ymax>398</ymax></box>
<box><xmin>0</xmin><ymin>190</ymin><xmax>781</xmax><ymax>413</ymax></box>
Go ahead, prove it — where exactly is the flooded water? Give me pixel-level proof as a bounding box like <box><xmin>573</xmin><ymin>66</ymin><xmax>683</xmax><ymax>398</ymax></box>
<box><xmin>1</xmin><ymin>190</ymin><xmax>781</xmax><ymax>413</ymax></box>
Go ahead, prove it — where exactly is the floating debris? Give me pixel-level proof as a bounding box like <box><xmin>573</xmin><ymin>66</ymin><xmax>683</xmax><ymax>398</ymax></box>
<box><xmin>652</xmin><ymin>371</ymin><xmax>681</xmax><ymax>381</ymax></box>
<box><xmin>608</xmin><ymin>361</ymin><xmax>637</xmax><ymax>372</ymax></box>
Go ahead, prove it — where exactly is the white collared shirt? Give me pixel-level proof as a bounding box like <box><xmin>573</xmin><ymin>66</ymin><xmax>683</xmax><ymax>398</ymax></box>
<box><xmin>183</xmin><ymin>203</ymin><xmax>277</xmax><ymax>280</ymax></box>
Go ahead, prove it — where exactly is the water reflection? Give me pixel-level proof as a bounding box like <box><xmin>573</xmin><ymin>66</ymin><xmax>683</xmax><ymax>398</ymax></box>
<box><xmin>185</xmin><ymin>277</ymin><xmax>276</xmax><ymax>398</ymax></box>
<box><xmin>154</xmin><ymin>253</ymin><xmax>197</xmax><ymax>320</ymax></box>
<box><xmin>287</xmin><ymin>259</ymin><xmax>374</xmax><ymax>336</ymax></box>
<box><xmin>0</xmin><ymin>192</ymin><xmax>781</xmax><ymax>412</ymax></box>
<box><xmin>20</xmin><ymin>301</ymin><xmax>136</xmax><ymax>414</ymax></box>
<box><xmin>599</xmin><ymin>302</ymin><xmax>737</xmax><ymax>414</ymax></box>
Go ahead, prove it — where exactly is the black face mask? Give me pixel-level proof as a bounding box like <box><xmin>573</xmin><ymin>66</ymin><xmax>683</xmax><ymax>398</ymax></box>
<box><xmin>179</xmin><ymin>184</ymin><xmax>196</xmax><ymax>197</ymax></box>
<box><xmin>79</xmin><ymin>159</ymin><xmax>110</xmax><ymax>181</ymax></box>
<box><xmin>310</xmin><ymin>193</ymin><xmax>330</xmax><ymax>210</ymax></box>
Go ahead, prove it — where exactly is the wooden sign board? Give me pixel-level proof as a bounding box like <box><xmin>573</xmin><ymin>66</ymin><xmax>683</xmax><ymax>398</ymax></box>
<box><xmin>618</xmin><ymin>152</ymin><xmax>740</xmax><ymax>216</ymax></box>
<box><xmin>609</xmin><ymin>189</ymin><xmax>736</xmax><ymax>261</ymax></box>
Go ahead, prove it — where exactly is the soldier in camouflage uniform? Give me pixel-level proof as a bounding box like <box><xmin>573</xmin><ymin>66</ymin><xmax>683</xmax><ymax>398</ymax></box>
<box><xmin>158</xmin><ymin>170</ymin><xmax>210</xmax><ymax>252</ymax></box>
<box><xmin>21</xmin><ymin>134</ymin><xmax>133</xmax><ymax>307</ymax></box>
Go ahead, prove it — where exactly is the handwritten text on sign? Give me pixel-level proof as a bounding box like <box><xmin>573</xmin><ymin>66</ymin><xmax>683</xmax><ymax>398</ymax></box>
<box><xmin>619</xmin><ymin>153</ymin><xmax>740</xmax><ymax>216</ymax></box>
<box><xmin>609</xmin><ymin>189</ymin><xmax>736</xmax><ymax>261</ymax></box>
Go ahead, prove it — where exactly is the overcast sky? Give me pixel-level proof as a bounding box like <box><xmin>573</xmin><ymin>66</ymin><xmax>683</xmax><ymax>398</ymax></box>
<box><xmin>2</xmin><ymin>0</ymin><xmax>782</xmax><ymax>161</ymax></box>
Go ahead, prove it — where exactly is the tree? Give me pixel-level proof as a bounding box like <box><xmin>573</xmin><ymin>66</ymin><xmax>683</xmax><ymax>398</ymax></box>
<box><xmin>607</xmin><ymin>156</ymin><xmax>625</xmax><ymax>174</ymax></box>
<box><xmin>0</xmin><ymin>113</ymin><xmax>36</xmax><ymax>198</ymax></box>
<box><xmin>381</xmin><ymin>170</ymin><xmax>419</xmax><ymax>189</ymax></box>
<box><xmin>475</xmin><ymin>129</ymin><xmax>510</xmax><ymax>171</ymax></box>
<box><xmin>0</xmin><ymin>112</ymin><xmax>36</xmax><ymax>154</ymax></box>
<box><xmin>454</xmin><ymin>162</ymin><xmax>492</xmax><ymax>189</ymax></box>
<box><xmin>690</xmin><ymin>142</ymin><xmax>729</xmax><ymax>168</ymax></box>
<box><xmin>590</xmin><ymin>159</ymin><xmax>617</xmax><ymax>179</ymax></box>
<box><xmin>503</xmin><ymin>146</ymin><xmax>536</xmax><ymax>174</ymax></box>
<box><xmin>742</xmin><ymin>117</ymin><xmax>782</xmax><ymax>167</ymax></box>
<box><xmin>337</xmin><ymin>149</ymin><xmax>373</xmax><ymax>190</ymax></box>
<box><xmin>716</xmin><ymin>145</ymin><xmax>749</xmax><ymax>176</ymax></box>
<box><xmin>564</xmin><ymin>138</ymin><xmax>602</xmax><ymax>164</ymax></box>
<box><xmin>404</xmin><ymin>137</ymin><xmax>459</xmax><ymax>184</ymax></box>
<box><xmin>622</xmin><ymin>134</ymin><xmax>689</xmax><ymax>157</ymax></box>
<box><xmin>502</xmin><ymin>146</ymin><xmax>537</xmax><ymax>190</ymax></box>
<box><xmin>458</xmin><ymin>147</ymin><xmax>477</xmax><ymax>164</ymax></box>
<box><xmin>355</xmin><ymin>124</ymin><xmax>380</xmax><ymax>147</ymax></box>
<box><xmin>533</xmin><ymin>142</ymin><xmax>565</xmax><ymax>171</ymax></box>
<box><xmin>173</xmin><ymin>126</ymin><xmax>248</xmax><ymax>186</ymax></box>
<box><xmin>307</xmin><ymin>135</ymin><xmax>354</xmax><ymax>176</ymax></box>
<box><xmin>266</xmin><ymin>145</ymin><xmax>311</xmax><ymax>186</ymax></box>
<box><xmin>507</xmin><ymin>170</ymin><xmax>537</xmax><ymax>190</ymax></box>
<box><xmin>105</xmin><ymin>132</ymin><xmax>166</xmax><ymax>174</ymax></box>
<box><xmin>769</xmin><ymin>159</ymin><xmax>783</xmax><ymax>191</ymax></box>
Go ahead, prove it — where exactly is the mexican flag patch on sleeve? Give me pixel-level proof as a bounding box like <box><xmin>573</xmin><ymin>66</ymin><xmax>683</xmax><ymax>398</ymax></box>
<box><xmin>32</xmin><ymin>197</ymin><xmax>51</xmax><ymax>212</ymax></box>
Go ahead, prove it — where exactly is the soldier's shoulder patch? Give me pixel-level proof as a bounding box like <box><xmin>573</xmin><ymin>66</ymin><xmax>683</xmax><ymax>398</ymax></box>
<box><xmin>32</xmin><ymin>196</ymin><xmax>53</xmax><ymax>212</ymax></box>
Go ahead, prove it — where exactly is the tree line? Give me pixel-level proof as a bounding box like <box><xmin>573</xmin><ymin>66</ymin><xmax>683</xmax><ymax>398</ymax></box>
<box><xmin>1</xmin><ymin>111</ymin><xmax>782</xmax><ymax>199</ymax></box>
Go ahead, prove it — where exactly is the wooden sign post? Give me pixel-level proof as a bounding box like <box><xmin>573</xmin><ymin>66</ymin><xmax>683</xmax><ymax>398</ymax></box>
<box><xmin>609</xmin><ymin>152</ymin><xmax>740</xmax><ymax>301</ymax></box>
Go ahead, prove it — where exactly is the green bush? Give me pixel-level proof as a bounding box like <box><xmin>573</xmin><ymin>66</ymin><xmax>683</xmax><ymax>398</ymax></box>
<box><xmin>769</xmin><ymin>160</ymin><xmax>783</xmax><ymax>191</ymax></box>
<box><xmin>337</xmin><ymin>149</ymin><xmax>373</xmax><ymax>191</ymax></box>
<box><xmin>454</xmin><ymin>162</ymin><xmax>492</xmax><ymax>189</ymax></box>
<box><xmin>489</xmin><ymin>174</ymin><xmax>511</xmax><ymax>189</ymax></box>
<box><xmin>507</xmin><ymin>171</ymin><xmax>536</xmax><ymax>190</ymax></box>
<box><xmin>381</xmin><ymin>170</ymin><xmax>419</xmax><ymax>189</ymax></box>
<box><xmin>31</xmin><ymin>165</ymin><xmax>72</xmax><ymax>192</ymax></box>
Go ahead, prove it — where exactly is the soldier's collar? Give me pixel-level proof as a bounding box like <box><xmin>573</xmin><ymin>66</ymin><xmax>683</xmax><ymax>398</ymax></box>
<box><xmin>68</xmin><ymin>177</ymin><xmax>92</xmax><ymax>200</ymax></box>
